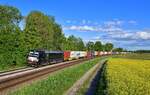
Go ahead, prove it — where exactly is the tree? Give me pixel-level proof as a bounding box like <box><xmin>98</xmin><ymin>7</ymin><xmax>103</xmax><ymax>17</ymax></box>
<box><xmin>104</xmin><ymin>43</ymin><xmax>114</xmax><ymax>51</ymax></box>
<box><xmin>0</xmin><ymin>5</ymin><xmax>22</xmax><ymax>26</ymax></box>
<box><xmin>24</xmin><ymin>11</ymin><xmax>54</xmax><ymax>50</ymax></box>
<box><xmin>0</xmin><ymin>5</ymin><xmax>23</xmax><ymax>67</ymax></box>
<box><xmin>113</xmin><ymin>47</ymin><xmax>124</xmax><ymax>52</ymax></box>
<box><xmin>62</xmin><ymin>36</ymin><xmax>69</xmax><ymax>50</ymax></box>
<box><xmin>52</xmin><ymin>24</ymin><xmax>64</xmax><ymax>50</ymax></box>
<box><xmin>75</xmin><ymin>37</ymin><xmax>85</xmax><ymax>51</ymax></box>
<box><xmin>66</xmin><ymin>35</ymin><xmax>78</xmax><ymax>50</ymax></box>
<box><xmin>94</xmin><ymin>41</ymin><xmax>102</xmax><ymax>51</ymax></box>
<box><xmin>86</xmin><ymin>41</ymin><xmax>94</xmax><ymax>51</ymax></box>
<box><xmin>62</xmin><ymin>35</ymin><xmax>86</xmax><ymax>51</ymax></box>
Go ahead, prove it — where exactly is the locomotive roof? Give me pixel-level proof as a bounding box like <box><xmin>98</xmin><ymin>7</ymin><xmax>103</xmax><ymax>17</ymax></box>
<box><xmin>45</xmin><ymin>51</ymin><xmax>63</xmax><ymax>54</ymax></box>
<box><xmin>34</xmin><ymin>50</ymin><xmax>63</xmax><ymax>53</ymax></box>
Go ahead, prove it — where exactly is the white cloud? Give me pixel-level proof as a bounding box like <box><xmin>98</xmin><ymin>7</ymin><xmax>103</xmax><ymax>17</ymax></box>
<box><xmin>63</xmin><ymin>25</ymin><xmax>96</xmax><ymax>32</ymax></box>
<box><xmin>87</xmin><ymin>20</ymin><xmax>91</xmax><ymax>24</ymax></box>
<box><xmin>65</xmin><ymin>20</ymin><xmax>77</xmax><ymax>24</ymax></box>
<box><xmin>80</xmin><ymin>20</ymin><xmax>95</xmax><ymax>25</ymax></box>
<box><xmin>134</xmin><ymin>31</ymin><xmax>150</xmax><ymax>40</ymax></box>
<box><xmin>81</xmin><ymin>20</ymin><xmax>86</xmax><ymax>24</ymax></box>
<box><xmin>91</xmin><ymin>36</ymin><xmax>101</xmax><ymax>41</ymax></box>
<box><xmin>94</xmin><ymin>36</ymin><xmax>101</xmax><ymax>40</ymax></box>
<box><xmin>63</xmin><ymin>19</ymin><xmax>150</xmax><ymax>50</ymax></box>
<box><xmin>66</xmin><ymin>20</ymin><xmax>71</xmax><ymax>23</ymax></box>
<box><xmin>108</xmin><ymin>30</ymin><xmax>150</xmax><ymax>41</ymax></box>
<box><xmin>128</xmin><ymin>20</ymin><xmax>137</xmax><ymax>25</ymax></box>
<box><xmin>104</xmin><ymin>20</ymin><xmax>124</xmax><ymax>27</ymax></box>
<box><xmin>63</xmin><ymin>25</ymin><xmax>122</xmax><ymax>32</ymax></box>
<box><xmin>63</xmin><ymin>19</ymin><xmax>126</xmax><ymax>32</ymax></box>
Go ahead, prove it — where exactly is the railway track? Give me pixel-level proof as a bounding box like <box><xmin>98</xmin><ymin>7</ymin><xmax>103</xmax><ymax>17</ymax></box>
<box><xmin>0</xmin><ymin>67</ymin><xmax>34</xmax><ymax>77</ymax></box>
<box><xmin>0</xmin><ymin>58</ymin><xmax>89</xmax><ymax>94</ymax></box>
<box><xmin>0</xmin><ymin>59</ymin><xmax>84</xmax><ymax>77</ymax></box>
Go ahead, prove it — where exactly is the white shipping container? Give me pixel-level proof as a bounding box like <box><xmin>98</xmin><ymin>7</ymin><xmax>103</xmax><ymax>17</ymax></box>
<box><xmin>100</xmin><ymin>51</ymin><xmax>104</xmax><ymax>55</ymax></box>
<box><xmin>108</xmin><ymin>52</ymin><xmax>112</xmax><ymax>55</ymax></box>
<box><xmin>69</xmin><ymin>51</ymin><xmax>80</xmax><ymax>60</ymax></box>
<box><xmin>94</xmin><ymin>51</ymin><xmax>98</xmax><ymax>56</ymax></box>
<box><xmin>104</xmin><ymin>52</ymin><xmax>108</xmax><ymax>55</ymax></box>
<box><xmin>116</xmin><ymin>52</ymin><xmax>119</xmax><ymax>54</ymax></box>
<box><xmin>79</xmin><ymin>51</ymin><xmax>87</xmax><ymax>58</ymax></box>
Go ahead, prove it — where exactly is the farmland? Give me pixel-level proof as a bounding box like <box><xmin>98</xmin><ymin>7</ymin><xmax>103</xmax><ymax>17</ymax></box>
<box><xmin>96</xmin><ymin>57</ymin><xmax>150</xmax><ymax>95</ymax></box>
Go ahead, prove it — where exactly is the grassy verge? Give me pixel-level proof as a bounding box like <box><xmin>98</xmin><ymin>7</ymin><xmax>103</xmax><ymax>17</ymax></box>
<box><xmin>0</xmin><ymin>64</ymin><xmax>26</xmax><ymax>72</ymax></box>
<box><xmin>96</xmin><ymin>58</ymin><xmax>150</xmax><ymax>95</ymax></box>
<box><xmin>10</xmin><ymin>57</ymin><xmax>103</xmax><ymax>95</ymax></box>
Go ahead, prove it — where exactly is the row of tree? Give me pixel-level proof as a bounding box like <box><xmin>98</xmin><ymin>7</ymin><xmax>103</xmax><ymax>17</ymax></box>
<box><xmin>134</xmin><ymin>50</ymin><xmax>150</xmax><ymax>53</ymax></box>
<box><xmin>0</xmin><ymin>5</ymin><xmax>117</xmax><ymax>67</ymax></box>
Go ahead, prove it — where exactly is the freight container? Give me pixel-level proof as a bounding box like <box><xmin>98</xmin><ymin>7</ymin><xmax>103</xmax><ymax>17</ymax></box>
<box><xmin>79</xmin><ymin>51</ymin><xmax>87</xmax><ymax>58</ymax></box>
<box><xmin>69</xmin><ymin>51</ymin><xmax>80</xmax><ymax>60</ymax></box>
<box><xmin>64</xmin><ymin>51</ymin><xmax>70</xmax><ymax>61</ymax></box>
<box><xmin>87</xmin><ymin>51</ymin><xmax>94</xmax><ymax>59</ymax></box>
<box><xmin>94</xmin><ymin>51</ymin><xmax>98</xmax><ymax>56</ymax></box>
<box><xmin>100</xmin><ymin>51</ymin><xmax>104</xmax><ymax>56</ymax></box>
<box><xmin>108</xmin><ymin>51</ymin><xmax>112</xmax><ymax>55</ymax></box>
<box><xmin>104</xmin><ymin>51</ymin><xmax>108</xmax><ymax>55</ymax></box>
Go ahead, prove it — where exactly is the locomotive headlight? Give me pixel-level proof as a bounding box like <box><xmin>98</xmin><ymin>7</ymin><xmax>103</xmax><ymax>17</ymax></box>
<box><xmin>28</xmin><ymin>57</ymin><xmax>39</xmax><ymax>62</ymax></box>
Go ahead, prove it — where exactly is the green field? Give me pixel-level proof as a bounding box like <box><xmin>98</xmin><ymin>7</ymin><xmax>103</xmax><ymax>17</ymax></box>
<box><xmin>10</xmin><ymin>58</ymin><xmax>102</xmax><ymax>95</ymax></box>
<box><xmin>113</xmin><ymin>53</ymin><xmax>150</xmax><ymax>60</ymax></box>
<box><xmin>96</xmin><ymin>57</ymin><xmax>150</xmax><ymax>95</ymax></box>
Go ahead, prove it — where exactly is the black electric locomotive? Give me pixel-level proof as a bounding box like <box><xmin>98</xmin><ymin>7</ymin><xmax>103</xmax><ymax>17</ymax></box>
<box><xmin>27</xmin><ymin>50</ymin><xmax>64</xmax><ymax>67</ymax></box>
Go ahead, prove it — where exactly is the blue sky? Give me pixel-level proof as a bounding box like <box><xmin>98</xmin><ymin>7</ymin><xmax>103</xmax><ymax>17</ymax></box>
<box><xmin>0</xmin><ymin>0</ymin><xmax>150</xmax><ymax>50</ymax></box>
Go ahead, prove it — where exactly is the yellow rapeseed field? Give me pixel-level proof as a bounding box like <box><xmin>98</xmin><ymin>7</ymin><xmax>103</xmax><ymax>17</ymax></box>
<box><xmin>106</xmin><ymin>58</ymin><xmax>150</xmax><ymax>95</ymax></box>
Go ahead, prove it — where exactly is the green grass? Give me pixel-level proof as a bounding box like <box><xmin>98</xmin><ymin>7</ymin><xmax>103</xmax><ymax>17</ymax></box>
<box><xmin>0</xmin><ymin>64</ymin><xmax>26</xmax><ymax>72</ymax></box>
<box><xmin>10</xmin><ymin>57</ymin><xmax>103</xmax><ymax>95</ymax></box>
<box><xmin>96</xmin><ymin>58</ymin><xmax>150</xmax><ymax>95</ymax></box>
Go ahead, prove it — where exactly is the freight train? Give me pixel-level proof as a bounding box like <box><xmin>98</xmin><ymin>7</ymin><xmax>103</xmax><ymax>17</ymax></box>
<box><xmin>27</xmin><ymin>50</ymin><xmax>119</xmax><ymax>67</ymax></box>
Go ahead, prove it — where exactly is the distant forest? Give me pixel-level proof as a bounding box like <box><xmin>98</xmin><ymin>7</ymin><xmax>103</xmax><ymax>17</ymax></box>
<box><xmin>134</xmin><ymin>50</ymin><xmax>150</xmax><ymax>53</ymax></box>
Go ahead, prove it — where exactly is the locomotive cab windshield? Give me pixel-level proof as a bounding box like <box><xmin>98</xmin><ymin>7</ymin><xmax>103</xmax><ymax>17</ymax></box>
<box><xmin>29</xmin><ymin>52</ymin><xmax>39</xmax><ymax>57</ymax></box>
